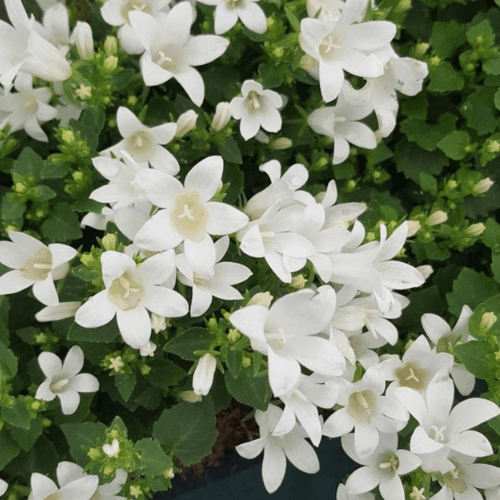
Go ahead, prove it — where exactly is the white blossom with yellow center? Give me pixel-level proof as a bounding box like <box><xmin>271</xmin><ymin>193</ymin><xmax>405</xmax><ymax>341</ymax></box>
<box><xmin>134</xmin><ymin>155</ymin><xmax>249</xmax><ymax>277</ymax></box>
<box><xmin>75</xmin><ymin>250</ymin><xmax>188</xmax><ymax>349</ymax></box>
<box><xmin>0</xmin><ymin>230</ymin><xmax>77</xmax><ymax>306</ymax></box>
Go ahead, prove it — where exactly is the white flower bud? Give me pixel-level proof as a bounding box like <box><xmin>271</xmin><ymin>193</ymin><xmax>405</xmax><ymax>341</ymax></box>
<box><xmin>426</xmin><ymin>210</ymin><xmax>447</xmax><ymax>226</ymax></box>
<box><xmin>103</xmin><ymin>439</ymin><xmax>120</xmax><ymax>457</ymax></box>
<box><xmin>407</xmin><ymin>220</ymin><xmax>421</xmax><ymax>237</ymax></box>
<box><xmin>270</xmin><ymin>137</ymin><xmax>293</xmax><ymax>150</ymax></box>
<box><xmin>151</xmin><ymin>314</ymin><xmax>167</xmax><ymax>333</ymax></box>
<box><xmin>248</xmin><ymin>291</ymin><xmax>273</xmax><ymax>308</ymax></box>
<box><xmin>473</xmin><ymin>178</ymin><xmax>494</xmax><ymax>195</ymax></box>
<box><xmin>211</xmin><ymin>102</ymin><xmax>232</xmax><ymax>131</ymax></box>
<box><xmin>140</xmin><ymin>341</ymin><xmax>156</xmax><ymax>357</ymax></box>
<box><xmin>465</xmin><ymin>223</ymin><xmax>485</xmax><ymax>237</ymax></box>
<box><xmin>479</xmin><ymin>312</ymin><xmax>497</xmax><ymax>332</ymax></box>
<box><xmin>416</xmin><ymin>265</ymin><xmax>433</xmax><ymax>280</ymax></box>
<box><xmin>193</xmin><ymin>353</ymin><xmax>217</xmax><ymax>396</ymax></box>
<box><xmin>71</xmin><ymin>21</ymin><xmax>94</xmax><ymax>61</ymax></box>
<box><xmin>175</xmin><ymin>110</ymin><xmax>198</xmax><ymax>137</ymax></box>
<box><xmin>104</xmin><ymin>36</ymin><xmax>118</xmax><ymax>56</ymax></box>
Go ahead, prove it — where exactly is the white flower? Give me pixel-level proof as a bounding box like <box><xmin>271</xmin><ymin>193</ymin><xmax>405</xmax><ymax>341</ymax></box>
<box><xmin>0</xmin><ymin>72</ymin><xmax>58</xmax><ymax>141</ymax></box>
<box><xmin>342</xmin><ymin>432</ymin><xmax>421</xmax><ymax>500</ymax></box>
<box><xmin>236</xmin><ymin>405</ymin><xmax>320</xmax><ymax>494</ymax></box>
<box><xmin>103</xmin><ymin>439</ymin><xmax>120</xmax><ymax>457</ymax></box>
<box><xmin>322</xmin><ymin>365</ymin><xmax>409</xmax><ymax>458</ymax></box>
<box><xmin>308</xmin><ymin>82</ymin><xmax>376</xmax><ymax>164</ymax></box>
<box><xmin>229</xmin><ymin>286</ymin><xmax>343</xmax><ymax>396</ymax></box>
<box><xmin>193</xmin><ymin>353</ymin><xmax>217</xmax><ymax>396</ymax></box>
<box><xmin>129</xmin><ymin>3</ymin><xmax>229</xmax><ymax>105</ymax></box>
<box><xmin>140</xmin><ymin>341</ymin><xmax>157</xmax><ymax>356</ymax></box>
<box><xmin>230</xmin><ymin>80</ymin><xmax>283</xmax><ymax>140</ymax></box>
<box><xmin>100</xmin><ymin>106</ymin><xmax>179</xmax><ymax>174</ymax></box>
<box><xmin>197</xmin><ymin>0</ymin><xmax>267</xmax><ymax>35</ymax></box>
<box><xmin>75</xmin><ymin>250</ymin><xmax>189</xmax><ymax>349</ymax></box>
<box><xmin>28</xmin><ymin>462</ymin><xmax>99</xmax><ymax>500</ymax></box>
<box><xmin>211</xmin><ymin>101</ymin><xmax>232</xmax><ymax>131</ymax></box>
<box><xmin>100</xmin><ymin>0</ymin><xmax>172</xmax><ymax>54</ymax></box>
<box><xmin>35</xmin><ymin>346</ymin><xmax>99</xmax><ymax>415</ymax></box>
<box><xmin>71</xmin><ymin>21</ymin><xmax>94</xmax><ymax>60</ymax></box>
<box><xmin>41</xmin><ymin>3</ymin><xmax>71</xmax><ymax>53</ymax></box>
<box><xmin>0</xmin><ymin>480</ymin><xmax>7</xmax><ymax>497</ymax></box>
<box><xmin>0</xmin><ymin>230</ymin><xmax>77</xmax><ymax>306</ymax></box>
<box><xmin>134</xmin><ymin>156</ymin><xmax>249</xmax><ymax>277</ymax></box>
<box><xmin>299</xmin><ymin>0</ymin><xmax>396</xmax><ymax>102</ymax></box>
<box><xmin>177</xmin><ymin>236</ymin><xmax>252</xmax><ymax>317</ymax></box>
<box><xmin>421</xmin><ymin>305</ymin><xmax>475</xmax><ymax>396</ymax></box>
<box><xmin>175</xmin><ymin>109</ymin><xmax>198</xmax><ymax>137</ymax></box>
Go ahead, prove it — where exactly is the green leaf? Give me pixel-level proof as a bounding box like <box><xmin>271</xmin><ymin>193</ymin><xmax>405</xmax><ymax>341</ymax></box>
<box><xmin>33</xmin><ymin>185</ymin><xmax>57</xmax><ymax>201</ymax></box>
<box><xmin>153</xmin><ymin>399</ymin><xmax>217</xmax><ymax>466</ymax></box>
<box><xmin>2</xmin><ymin>399</ymin><xmax>31</xmax><ymax>429</ymax></box>
<box><xmin>224</xmin><ymin>366</ymin><xmax>271</xmax><ymax>411</ymax></box>
<box><xmin>1</xmin><ymin>195</ymin><xmax>26</xmax><ymax>224</ymax></box>
<box><xmin>164</xmin><ymin>328</ymin><xmax>212</xmax><ymax>361</ymax></box>
<box><xmin>484</xmin><ymin>53</ymin><xmax>500</xmax><ymax>75</ymax></box>
<box><xmin>148</xmin><ymin>359</ymin><xmax>187</xmax><ymax>389</ymax></box>
<box><xmin>115</xmin><ymin>372</ymin><xmax>137</xmax><ymax>402</ymax></box>
<box><xmin>461</xmin><ymin>88</ymin><xmax>497</xmax><ymax>136</ymax></box>
<box><xmin>483</xmin><ymin>218</ymin><xmax>500</xmax><ymax>249</ymax></box>
<box><xmin>10</xmin><ymin>416</ymin><xmax>43</xmax><ymax>451</ymax></box>
<box><xmin>469</xmin><ymin>294</ymin><xmax>500</xmax><ymax>338</ymax></box>
<box><xmin>454</xmin><ymin>341</ymin><xmax>494</xmax><ymax>379</ymax></box>
<box><xmin>258</xmin><ymin>62</ymin><xmax>284</xmax><ymax>89</ymax></box>
<box><xmin>428</xmin><ymin>61</ymin><xmax>464</xmax><ymax>93</ymax></box>
<box><xmin>447</xmin><ymin>268</ymin><xmax>499</xmax><ymax>316</ymax></box>
<box><xmin>494</xmin><ymin>89</ymin><xmax>500</xmax><ymax>111</ymax></box>
<box><xmin>488</xmin><ymin>416</ymin><xmax>500</xmax><ymax>436</ymax></box>
<box><xmin>81</xmin><ymin>107</ymin><xmax>105</xmax><ymax>134</ymax></box>
<box><xmin>12</xmin><ymin>147</ymin><xmax>43</xmax><ymax>180</ymax></box>
<box><xmin>41</xmin><ymin>161</ymin><xmax>70</xmax><ymax>179</ymax></box>
<box><xmin>419</xmin><ymin>173</ymin><xmax>438</xmax><ymax>195</ymax></box>
<box><xmin>0</xmin><ymin>431</ymin><xmax>20</xmax><ymax>470</ymax></box>
<box><xmin>135</xmin><ymin>438</ymin><xmax>173</xmax><ymax>476</ymax></box>
<box><xmin>203</xmin><ymin>67</ymin><xmax>241</xmax><ymax>107</ymax></box>
<box><xmin>0</xmin><ymin>296</ymin><xmax>10</xmax><ymax>346</ymax></box>
<box><xmin>401</xmin><ymin>113</ymin><xmax>457</xmax><ymax>152</ymax></box>
<box><xmin>0</xmin><ymin>340</ymin><xmax>17</xmax><ymax>379</ymax></box>
<box><xmin>61</xmin><ymin>422</ymin><xmax>107</xmax><ymax>466</ymax></box>
<box><xmin>67</xmin><ymin>321</ymin><xmax>120</xmax><ymax>343</ymax></box>
<box><xmin>466</xmin><ymin>19</ymin><xmax>495</xmax><ymax>48</ymax></box>
<box><xmin>430</xmin><ymin>21</ymin><xmax>466</xmax><ymax>57</ymax></box>
<box><xmin>68</xmin><ymin>119</ymin><xmax>99</xmax><ymax>150</ymax></box>
<box><xmin>437</xmin><ymin>131</ymin><xmax>471</xmax><ymax>160</ymax></box>
<box><xmin>111</xmin><ymin>69</ymin><xmax>136</xmax><ymax>91</ymax></box>
<box><xmin>217</xmin><ymin>137</ymin><xmax>243</xmax><ymax>164</ymax></box>
<box><xmin>226</xmin><ymin>349</ymin><xmax>243</xmax><ymax>379</ymax></box>
<box><xmin>41</xmin><ymin>202</ymin><xmax>83</xmax><ymax>243</ymax></box>
<box><xmin>284</xmin><ymin>6</ymin><xmax>300</xmax><ymax>32</ymax></box>
<box><xmin>492</xmin><ymin>253</ymin><xmax>500</xmax><ymax>284</ymax></box>
<box><xmin>134</xmin><ymin>386</ymin><xmax>162</xmax><ymax>410</ymax></box>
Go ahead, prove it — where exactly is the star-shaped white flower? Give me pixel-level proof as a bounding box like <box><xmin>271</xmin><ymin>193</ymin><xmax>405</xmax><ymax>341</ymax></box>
<box><xmin>75</xmin><ymin>250</ymin><xmax>189</xmax><ymax>349</ymax></box>
<box><xmin>101</xmin><ymin>106</ymin><xmax>179</xmax><ymax>174</ymax></box>
<box><xmin>35</xmin><ymin>346</ymin><xmax>99</xmax><ymax>415</ymax></box>
<box><xmin>134</xmin><ymin>155</ymin><xmax>249</xmax><ymax>277</ymax></box>
<box><xmin>0</xmin><ymin>230</ymin><xmax>77</xmax><ymax>306</ymax></box>
<box><xmin>129</xmin><ymin>2</ymin><xmax>229</xmax><ymax>105</ymax></box>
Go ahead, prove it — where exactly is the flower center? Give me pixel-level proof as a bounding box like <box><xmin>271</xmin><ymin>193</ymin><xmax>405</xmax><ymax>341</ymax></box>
<box><xmin>50</xmin><ymin>378</ymin><xmax>69</xmax><ymax>393</ymax></box>
<box><xmin>443</xmin><ymin>462</ymin><xmax>467</xmax><ymax>493</ymax></box>
<box><xmin>428</xmin><ymin>424</ymin><xmax>447</xmax><ymax>442</ymax></box>
<box><xmin>108</xmin><ymin>269</ymin><xmax>144</xmax><ymax>311</ymax></box>
<box><xmin>43</xmin><ymin>492</ymin><xmax>61</xmax><ymax>500</ymax></box>
<box><xmin>347</xmin><ymin>389</ymin><xmax>377</xmax><ymax>423</ymax></box>
<box><xmin>155</xmin><ymin>49</ymin><xmax>176</xmax><ymax>72</ymax></box>
<box><xmin>378</xmin><ymin>451</ymin><xmax>399</xmax><ymax>476</ymax></box>
<box><xmin>171</xmin><ymin>191</ymin><xmax>209</xmax><ymax>242</ymax></box>
<box><xmin>265</xmin><ymin>328</ymin><xmax>287</xmax><ymax>351</ymax></box>
<box><xmin>319</xmin><ymin>27</ymin><xmax>344</xmax><ymax>60</ymax></box>
<box><xmin>246</xmin><ymin>91</ymin><xmax>262</xmax><ymax>111</ymax></box>
<box><xmin>436</xmin><ymin>333</ymin><xmax>460</xmax><ymax>354</ymax></box>
<box><xmin>125</xmin><ymin>130</ymin><xmax>153</xmax><ymax>159</ymax></box>
<box><xmin>226</xmin><ymin>0</ymin><xmax>243</xmax><ymax>7</ymax></box>
<box><xmin>120</xmin><ymin>0</ymin><xmax>152</xmax><ymax>24</ymax></box>
<box><xmin>193</xmin><ymin>275</ymin><xmax>207</xmax><ymax>288</ymax></box>
<box><xmin>22</xmin><ymin>93</ymin><xmax>39</xmax><ymax>115</ymax></box>
<box><xmin>20</xmin><ymin>247</ymin><xmax>53</xmax><ymax>281</ymax></box>
<box><xmin>395</xmin><ymin>361</ymin><xmax>429</xmax><ymax>390</ymax></box>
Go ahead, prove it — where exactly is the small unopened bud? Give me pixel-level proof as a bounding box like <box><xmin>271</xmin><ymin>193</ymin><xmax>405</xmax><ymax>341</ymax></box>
<box><xmin>426</xmin><ymin>211</ymin><xmax>447</xmax><ymax>226</ymax></box>
<box><xmin>465</xmin><ymin>223</ymin><xmax>485</xmax><ymax>237</ymax></box>
<box><xmin>473</xmin><ymin>178</ymin><xmax>494</xmax><ymax>195</ymax></box>
<box><xmin>102</xmin><ymin>439</ymin><xmax>120</xmax><ymax>457</ymax></box>
<box><xmin>71</xmin><ymin>21</ymin><xmax>94</xmax><ymax>60</ymax></box>
<box><xmin>248</xmin><ymin>291</ymin><xmax>273</xmax><ymax>308</ymax></box>
<box><xmin>103</xmin><ymin>56</ymin><xmax>118</xmax><ymax>73</ymax></box>
<box><xmin>407</xmin><ymin>220</ymin><xmax>421</xmax><ymax>237</ymax></box>
<box><xmin>193</xmin><ymin>353</ymin><xmax>217</xmax><ymax>396</ymax></box>
<box><xmin>175</xmin><ymin>110</ymin><xmax>198</xmax><ymax>137</ymax></box>
<box><xmin>416</xmin><ymin>265</ymin><xmax>433</xmax><ymax>280</ymax></box>
<box><xmin>479</xmin><ymin>312</ymin><xmax>497</xmax><ymax>333</ymax></box>
<box><xmin>241</xmin><ymin>356</ymin><xmax>251</xmax><ymax>368</ymax></box>
<box><xmin>227</xmin><ymin>328</ymin><xmax>240</xmax><ymax>343</ymax></box>
<box><xmin>290</xmin><ymin>274</ymin><xmax>307</xmax><ymax>289</ymax></box>
<box><xmin>101</xmin><ymin>233</ymin><xmax>117</xmax><ymax>251</ymax></box>
<box><xmin>151</xmin><ymin>313</ymin><xmax>167</xmax><ymax>333</ymax></box>
<box><xmin>179</xmin><ymin>390</ymin><xmax>202</xmax><ymax>403</ymax></box>
<box><xmin>270</xmin><ymin>137</ymin><xmax>293</xmax><ymax>150</ymax></box>
<box><xmin>139</xmin><ymin>341</ymin><xmax>156</xmax><ymax>357</ymax></box>
<box><xmin>211</xmin><ymin>102</ymin><xmax>232</xmax><ymax>131</ymax></box>
<box><xmin>104</xmin><ymin>36</ymin><xmax>118</xmax><ymax>56</ymax></box>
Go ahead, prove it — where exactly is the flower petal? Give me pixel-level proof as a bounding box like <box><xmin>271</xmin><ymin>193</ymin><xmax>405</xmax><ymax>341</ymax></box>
<box><xmin>141</xmin><ymin>285</ymin><xmax>189</xmax><ymax>318</ymax></box>
<box><xmin>58</xmin><ymin>390</ymin><xmax>81</xmax><ymax>415</ymax></box>
<box><xmin>184</xmin><ymin>156</ymin><xmax>223</xmax><ymax>203</ymax></box>
<box><xmin>61</xmin><ymin>345</ymin><xmax>84</xmax><ymax>378</ymax></box>
<box><xmin>116</xmin><ymin>306</ymin><xmax>151</xmax><ymax>349</ymax></box>
<box><xmin>354</xmin><ymin>423</ymin><xmax>379</xmax><ymax>458</ymax></box>
<box><xmin>206</xmin><ymin>202</ymin><xmax>249</xmax><ymax>235</ymax></box>
<box><xmin>235</xmin><ymin>436</ymin><xmax>266</xmax><ymax>459</ymax></box>
<box><xmin>447</xmin><ymin>398</ymin><xmax>500</xmax><ymax>435</ymax></box>
<box><xmin>379</xmin><ymin>474</ymin><xmax>404</xmax><ymax>500</ymax></box>
<box><xmin>0</xmin><ymin>269</ymin><xmax>33</xmax><ymax>294</ymax></box>
<box><xmin>134</xmin><ymin>209</ymin><xmax>183</xmax><ymax>251</ymax></box>
<box><xmin>75</xmin><ymin>290</ymin><xmax>116</xmax><ymax>328</ymax></box>
<box><xmin>267</xmin><ymin>347</ymin><xmax>301</xmax><ymax>397</ymax></box>
<box><xmin>32</xmin><ymin>277</ymin><xmax>59</xmax><ymax>306</ymax></box>
<box><xmin>346</xmin><ymin>466</ymin><xmax>381</xmax><ymax>494</ymax></box>
<box><xmin>282</xmin><ymin>432</ymin><xmax>320</xmax><ymax>473</ymax></box>
<box><xmin>38</xmin><ymin>351</ymin><xmax>62</xmax><ymax>378</ymax></box>
<box><xmin>67</xmin><ymin>373</ymin><xmax>99</xmax><ymax>393</ymax></box>
<box><xmin>262</xmin><ymin>441</ymin><xmax>287</xmax><ymax>494</ymax></box>
<box><xmin>322</xmin><ymin>408</ymin><xmax>354</xmax><ymax>438</ymax></box>
<box><xmin>184</xmin><ymin>234</ymin><xmax>216</xmax><ymax>277</ymax></box>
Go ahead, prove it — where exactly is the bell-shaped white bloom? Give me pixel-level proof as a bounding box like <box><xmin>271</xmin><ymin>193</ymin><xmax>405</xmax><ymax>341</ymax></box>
<box><xmin>429</xmin><ymin>451</ymin><xmax>500</xmax><ymax>500</ymax></box>
<box><xmin>35</xmin><ymin>346</ymin><xmax>99</xmax><ymax>415</ymax></box>
<box><xmin>193</xmin><ymin>353</ymin><xmax>217</xmax><ymax>396</ymax></box>
<box><xmin>0</xmin><ymin>480</ymin><xmax>7</xmax><ymax>497</ymax></box>
<box><xmin>197</xmin><ymin>0</ymin><xmax>267</xmax><ymax>35</ymax></box>
<box><xmin>308</xmin><ymin>82</ymin><xmax>376</xmax><ymax>164</ymax></box>
<box><xmin>134</xmin><ymin>156</ymin><xmax>249</xmax><ymax>277</ymax></box>
<box><xmin>299</xmin><ymin>0</ymin><xmax>396</xmax><ymax>102</ymax></box>
<box><xmin>177</xmin><ymin>236</ymin><xmax>252</xmax><ymax>317</ymax></box>
<box><xmin>75</xmin><ymin>250</ymin><xmax>189</xmax><ymax>349</ymax></box>
<box><xmin>274</xmin><ymin>373</ymin><xmax>339</xmax><ymax>446</ymax></box>
<box><xmin>394</xmin><ymin>369</ymin><xmax>500</xmax><ymax>473</ymax></box>
<box><xmin>0</xmin><ymin>72</ymin><xmax>58</xmax><ymax>141</ymax></box>
<box><xmin>100</xmin><ymin>107</ymin><xmax>179</xmax><ymax>174</ymax></box>
<box><xmin>230</xmin><ymin>286</ymin><xmax>344</xmax><ymax>396</ymax></box>
<box><xmin>0</xmin><ymin>0</ymin><xmax>71</xmax><ymax>88</ymax></box>
<box><xmin>342</xmin><ymin>432</ymin><xmax>421</xmax><ymax>500</ymax></box>
<box><xmin>100</xmin><ymin>0</ymin><xmax>172</xmax><ymax>54</ymax></box>
<box><xmin>129</xmin><ymin>3</ymin><xmax>229</xmax><ymax>105</ymax></box>
<box><xmin>322</xmin><ymin>365</ymin><xmax>409</xmax><ymax>458</ymax></box>
<box><xmin>380</xmin><ymin>335</ymin><xmax>454</xmax><ymax>397</ymax></box>
<box><xmin>0</xmin><ymin>230</ymin><xmax>77</xmax><ymax>306</ymax></box>
<box><xmin>236</xmin><ymin>404</ymin><xmax>320</xmax><ymax>494</ymax></box>
<box><xmin>421</xmin><ymin>305</ymin><xmax>475</xmax><ymax>396</ymax></box>
<box><xmin>230</xmin><ymin>80</ymin><xmax>283</xmax><ymax>140</ymax></box>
